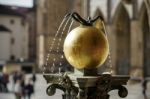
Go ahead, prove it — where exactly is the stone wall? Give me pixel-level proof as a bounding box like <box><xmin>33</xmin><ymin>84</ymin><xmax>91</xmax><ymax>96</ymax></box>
<box><xmin>86</xmin><ymin>0</ymin><xmax>150</xmax><ymax>77</ymax></box>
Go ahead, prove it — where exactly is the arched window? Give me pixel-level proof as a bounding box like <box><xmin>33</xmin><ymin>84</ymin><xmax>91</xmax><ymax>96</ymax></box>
<box><xmin>113</xmin><ymin>3</ymin><xmax>131</xmax><ymax>75</ymax></box>
<box><xmin>140</xmin><ymin>3</ymin><xmax>150</xmax><ymax>77</ymax></box>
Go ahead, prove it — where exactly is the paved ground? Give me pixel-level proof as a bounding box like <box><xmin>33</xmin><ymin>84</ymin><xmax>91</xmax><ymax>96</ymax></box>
<box><xmin>0</xmin><ymin>74</ymin><xmax>150</xmax><ymax>99</ymax></box>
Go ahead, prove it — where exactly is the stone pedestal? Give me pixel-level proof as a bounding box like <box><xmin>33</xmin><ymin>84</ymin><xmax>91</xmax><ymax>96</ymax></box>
<box><xmin>44</xmin><ymin>72</ymin><xmax>129</xmax><ymax>99</ymax></box>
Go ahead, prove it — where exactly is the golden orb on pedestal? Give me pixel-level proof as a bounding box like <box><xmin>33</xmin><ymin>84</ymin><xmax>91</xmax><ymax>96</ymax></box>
<box><xmin>63</xmin><ymin>25</ymin><xmax>109</xmax><ymax>69</ymax></box>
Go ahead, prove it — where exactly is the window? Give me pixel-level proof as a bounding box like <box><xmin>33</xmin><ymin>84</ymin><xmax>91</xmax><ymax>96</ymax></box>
<box><xmin>10</xmin><ymin>19</ymin><xmax>15</xmax><ymax>24</ymax></box>
<box><xmin>10</xmin><ymin>55</ymin><xmax>15</xmax><ymax>61</ymax></box>
<box><xmin>21</xmin><ymin>19</ymin><xmax>25</xmax><ymax>26</ymax></box>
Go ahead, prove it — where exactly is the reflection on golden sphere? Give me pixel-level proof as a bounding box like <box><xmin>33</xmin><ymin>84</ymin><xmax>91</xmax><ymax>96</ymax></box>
<box><xmin>63</xmin><ymin>26</ymin><xmax>109</xmax><ymax>69</ymax></box>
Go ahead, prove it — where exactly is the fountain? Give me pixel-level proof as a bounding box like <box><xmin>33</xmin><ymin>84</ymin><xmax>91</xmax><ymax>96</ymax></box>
<box><xmin>43</xmin><ymin>12</ymin><xmax>130</xmax><ymax>99</ymax></box>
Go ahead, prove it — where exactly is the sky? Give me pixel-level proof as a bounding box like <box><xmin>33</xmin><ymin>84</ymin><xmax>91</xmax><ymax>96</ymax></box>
<box><xmin>0</xmin><ymin>0</ymin><xmax>33</xmax><ymax>8</ymax></box>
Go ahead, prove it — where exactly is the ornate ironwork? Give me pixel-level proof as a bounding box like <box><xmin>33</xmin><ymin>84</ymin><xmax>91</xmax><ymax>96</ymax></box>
<box><xmin>87</xmin><ymin>74</ymin><xmax>129</xmax><ymax>99</ymax></box>
<box><xmin>65</xmin><ymin>12</ymin><xmax>104</xmax><ymax>26</ymax></box>
<box><xmin>43</xmin><ymin>73</ymin><xmax>78</xmax><ymax>98</ymax></box>
<box><xmin>44</xmin><ymin>74</ymin><xmax>129</xmax><ymax>99</ymax></box>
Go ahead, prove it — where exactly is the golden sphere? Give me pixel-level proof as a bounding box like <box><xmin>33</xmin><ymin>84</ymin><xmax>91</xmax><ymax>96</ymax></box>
<box><xmin>63</xmin><ymin>26</ymin><xmax>109</xmax><ymax>69</ymax></box>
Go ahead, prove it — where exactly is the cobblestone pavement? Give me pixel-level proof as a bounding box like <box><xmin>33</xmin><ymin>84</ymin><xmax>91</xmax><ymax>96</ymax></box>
<box><xmin>0</xmin><ymin>74</ymin><xmax>150</xmax><ymax>99</ymax></box>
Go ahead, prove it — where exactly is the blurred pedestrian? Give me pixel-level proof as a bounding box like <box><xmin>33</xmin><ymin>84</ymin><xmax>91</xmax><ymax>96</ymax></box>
<box><xmin>13</xmin><ymin>71</ymin><xmax>18</xmax><ymax>84</ymax></box>
<box><xmin>0</xmin><ymin>73</ymin><xmax>3</xmax><ymax>92</ymax></box>
<box><xmin>25</xmin><ymin>78</ymin><xmax>34</xmax><ymax>99</ymax></box>
<box><xmin>2</xmin><ymin>72</ymin><xmax>9</xmax><ymax>92</ymax></box>
<box><xmin>14</xmin><ymin>79</ymin><xmax>22</xmax><ymax>99</ymax></box>
<box><xmin>32</xmin><ymin>73</ymin><xmax>36</xmax><ymax>85</ymax></box>
<box><xmin>142</xmin><ymin>78</ymin><xmax>148</xmax><ymax>99</ymax></box>
<box><xmin>12</xmin><ymin>71</ymin><xmax>24</xmax><ymax>93</ymax></box>
<box><xmin>20</xmin><ymin>71</ymin><xmax>26</xmax><ymax>99</ymax></box>
<box><xmin>12</xmin><ymin>71</ymin><xmax>18</xmax><ymax>92</ymax></box>
<box><xmin>21</xmin><ymin>77</ymin><xmax>25</xmax><ymax>99</ymax></box>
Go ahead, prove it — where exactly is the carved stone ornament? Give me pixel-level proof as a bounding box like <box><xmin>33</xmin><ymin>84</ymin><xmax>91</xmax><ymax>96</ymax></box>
<box><xmin>44</xmin><ymin>74</ymin><xmax>129</xmax><ymax>99</ymax></box>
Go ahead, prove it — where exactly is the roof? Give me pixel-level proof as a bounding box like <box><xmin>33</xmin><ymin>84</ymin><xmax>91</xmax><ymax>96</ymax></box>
<box><xmin>0</xmin><ymin>25</ymin><xmax>11</xmax><ymax>32</ymax></box>
<box><xmin>0</xmin><ymin>5</ymin><xmax>25</xmax><ymax>17</ymax></box>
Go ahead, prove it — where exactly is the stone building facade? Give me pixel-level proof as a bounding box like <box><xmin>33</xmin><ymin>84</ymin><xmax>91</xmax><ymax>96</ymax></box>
<box><xmin>0</xmin><ymin>6</ymin><xmax>29</xmax><ymax>61</ymax></box>
<box><xmin>83</xmin><ymin>0</ymin><xmax>150</xmax><ymax>77</ymax></box>
<box><xmin>37</xmin><ymin>0</ymin><xmax>149</xmax><ymax>77</ymax></box>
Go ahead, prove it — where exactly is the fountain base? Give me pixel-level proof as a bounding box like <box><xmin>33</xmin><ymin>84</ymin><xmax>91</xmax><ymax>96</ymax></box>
<box><xmin>44</xmin><ymin>73</ymin><xmax>129</xmax><ymax>99</ymax></box>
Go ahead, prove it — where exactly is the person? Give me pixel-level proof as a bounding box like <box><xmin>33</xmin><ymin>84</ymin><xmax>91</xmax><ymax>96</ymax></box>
<box><xmin>25</xmin><ymin>78</ymin><xmax>34</xmax><ymax>99</ymax></box>
<box><xmin>0</xmin><ymin>73</ymin><xmax>3</xmax><ymax>92</ymax></box>
<box><xmin>2</xmin><ymin>72</ymin><xmax>9</xmax><ymax>92</ymax></box>
<box><xmin>142</xmin><ymin>78</ymin><xmax>148</xmax><ymax>99</ymax></box>
<box><xmin>12</xmin><ymin>71</ymin><xmax>18</xmax><ymax>84</ymax></box>
<box><xmin>32</xmin><ymin>73</ymin><xmax>36</xmax><ymax>85</ymax></box>
<box><xmin>21</xmin><ymin>76</ymin><xmax>25</xmax><ymax>99</ymax></box>
<box><xmin>14</xmin><ymin>80</ymin><xmax>22</xmax><ymax>99</ymax></box>
<box><xmin>12</xmin><ymin>71</ymin><xmax>18</xmax><ymax>92</ymax></box>
<box><xmin>13</xmin><ymin>71</ymin><xmax>25</xmax><ymax>93</ymax></box>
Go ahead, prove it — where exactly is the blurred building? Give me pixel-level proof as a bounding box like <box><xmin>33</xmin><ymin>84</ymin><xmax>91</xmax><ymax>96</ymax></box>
<box><xmin>0</xmin><ymin>4</ymin><xmax>36</xmax><ymax>73</ymax></box>
<box><xmin>24</xmin><ymin>6</ymin><xmax>37</xmax><ymax>62</ymax></box>
<box><xmin>0</xmin><ymin>6</ymin><xmax>29</xmax><ymax>62</ymax></box>
<box><xmin>0</xmin><ymin>25</ymin><xmax>11</xmax><ymax>61</ymax></box>
<box><xmin>83</xmin><ymin>0</ymin><xmax>150</xmax><ymax>77</ymax></box>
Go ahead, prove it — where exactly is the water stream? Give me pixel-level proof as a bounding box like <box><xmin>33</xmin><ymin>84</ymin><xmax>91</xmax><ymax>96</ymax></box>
<box><xmin>43</xmin><ymin>15</ymin><xmax>74</xmax><ymax>74</ymax></box>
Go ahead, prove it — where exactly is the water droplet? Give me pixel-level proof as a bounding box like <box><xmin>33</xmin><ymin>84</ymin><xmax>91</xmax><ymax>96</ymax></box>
<box><xmin>58</xmin><ymin>67</ymin><xmax>61</xmax><ymax>74</ymax></box>
<box><xmin>53</xmin><ymin>63</ymin><xmax>55</xmax><ymax>66</ymax></box>
<box><xmin>50</xmin><ymin>47</ymin><xmax>52</xmax><ymax>50</ymax></box>
<box><xmin>46</xmin><ymin>58</ymin><xmax>48</xmax><ymax>60</ymax></box>
<box><xmin>43</xmin><ymin>17</ymin><xmax>70</xmax><ymax>73</ymax></box>
<box><xmin>68</xmin><ymin>20</ymin><xmax>74</xmax><ymax>33</ymax></box>
<box><xmin>61</xmin><ymin>55</ymin><xmax>64</xmax><ymax>59</ymax></box>
<box><xmin>43</xmin><ymin>67</ymin><xmax>46</xmax><ymax>70</ymax></box>
<box><xmin>53</xmin><ymin>58</ymin><xmax>56</xmax><ymax>61</ymax></box>
<box><xmin>51</xmin><ymin>68</ymin><xmax>54</xmax><ymax>73</ymax></box>
<box><xmin>50</xmin><ymin>63</ymin><xmax>56</xmax><ymax>73</ymax></box>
